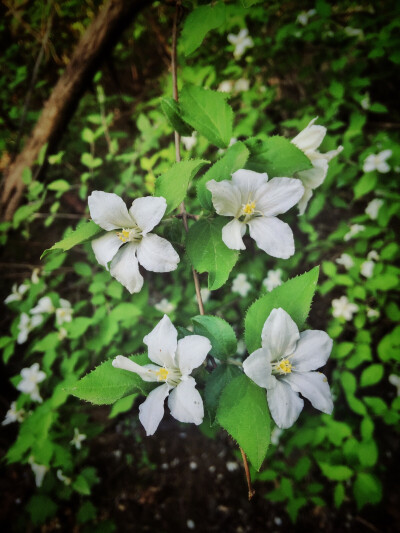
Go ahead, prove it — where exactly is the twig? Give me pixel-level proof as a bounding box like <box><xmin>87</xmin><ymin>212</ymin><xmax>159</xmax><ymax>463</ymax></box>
<box><xmin>240</xmin><ymin>447</ymin><xmax>255</xmax><ymax>501</ymax></box>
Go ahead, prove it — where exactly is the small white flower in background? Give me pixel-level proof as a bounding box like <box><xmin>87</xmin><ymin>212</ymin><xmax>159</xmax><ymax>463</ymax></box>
<box><xmin>181</xmin><ymin>131</ymin><xmax>197</xmax><ymax>151</ymax></box>
<box><xmin>236</xmin><ymin>339</ymin><xmax>246</xmax><ymax>356</ymax></box>
<box><xmin>332</xmin><ymin>296</ymin><xmax>359</xmax><ymax>321</ymax></box>
<box><xmin>367</xmin><ymin>307</ymin><xmax>380</xmax><ymax>319</ymax></box>
<box><xmin>4</xmin><ymin>283</ymin><xmax>29</xmax><ymax>304</ymax></box>
<box><xmin>200</xmin><ymin>288</ymin><xmax>211</xmax><ymax>304</ymax></box>
<box><xmin>112</xmin><ymin>315</ymin><xmax>211</xmax><ymax>436</ymax></box>
<box><xmin>17</xmin><ymin>313</ymin><xmax>43</xmax><ymax>344</ymax></box>
<box><xmin>389</xmin><ymin>375</ymin><xmax>400</xmax><ymax>396</ymax></box>
<box><xmin>31</xmin><ymin>296</ymin><xmax>55</xmax><ymax>315</ymax></box>
<box><xmin>363</xmin><ymin>150</ymin><xmax>392</xmax><ymax>173</ymax></box>
<box><xmin>360</xmin><ymin>93</ymin><xmax>370</xmax><ymax>110</ymax></box>
<box><xmin>17</xmin><ymin>363</ymin><xmax>46</xmax><ymax>403</ymax></box>
<box><xmin>154</xmin><ymin>298</ymin><xmax>175</xmax><ymax>314</ymax></box>
<box><xmin>218</xmin><ymin>80</ymin><xmax>234</xmax><ymax>93</ymax></box>
<box><xmin>187</xmin><ymin>519</ymin><xmax>195</xmax><ymax>530</ymax></box>
<box><xmin>227</xmin><ymin>28</ymin><xmax>254</xmax><ymax>59</ymax></box>
<box><xmin>365</xmin><ymin>198</ymin><xmax>384</xmax><ymax>220</ymax></box>
<box><xmin>206</xmin><ymin>169</ymin><xmax>304</xmax><ymax>259</ymax></box>
<box><xmin>70</xmin><ymin>427</ymin><xmax>87</xmax><ymax>450</ymax></box>
<box><xmin>291</xmin><ymin>118</ymin><xmax>343</xmax><ymax>214</ymax></box>
<box><xmin>234</xmin><ymin>78</ymin><xmax>250</xmax><ymax>92</ymax></box>
<box><xmin>344</xmin><ymin>224</ymin><xmax>365</xmax><ymax>241</ymax></box>
<box><xmin>88</xmin><ymin>191</ymin><xmax>179</xmax><ymax>294</ymax></box>
<box><xmin>226</xmin><ymin>461</ymin><xmax>239</xmax><ymax>472</ymax></box>
<box><xmin>2</xmin><ymin>402</ymin><xmax>25</xmax><ymax>425</ymax></box>
<box><xmin>31</xmin><ymin>268</ymin><xmax>40</xmax><ymax>284</ymax></box>
<box><xmin>360</xmin><ymin>260</ymin><xmax>375</xmax><ymax>278</ymax></box>
<box><xmin>243</xmin><ymin>308</ymin><xmax>333</xmax><ymax>429</ymax></box>
<box><xmin>335</xmin><ymin>253</ymin><xmax>354</xmax><ymax>270</ymax></box>
<box><xmin>367</xmin><ymin>250</ymin><xmax>379</xmax><ymax>261</ymax></box>
<box><xmin>58</xmin><ymin>327</ymin><xmax>68</xmax><ymax>340</ymax></box>
<box><xmin>56</xmin><ymin>299</ymin><xmax>73</xmax><ymax>325</ymax></box>
<box><xmin>270</xmin><ymin>426</ymin><xmax>284</xmax><ymax>446</ymax></box>
<box><xmin>344</xmin><ymin>26</ymin><xmax>364</xmax><ymax>38</ymax></box>
<box><xmin>189</xmin><ymin>461</ymin><xmax>198</xmax><ymax>471</ymax></box>
<box><xmin>232</xmin><ymin>273</ymin><xmax>251</xmax><ymax>297</ymax></box>
<box><xmin>262</xmin><ymin>269</ymin><xmax>283</xmax><ymax>292</ymax></box>
<box><xmin>57</xmin><ymin>470</ymin><xmax>71</xmax><ymax>485</ymax></box>
<box><xmin>29</xmin><ymin>457</ymin><xmax>48</xmax><ymax>488</ymax></box>
<box><xmin>297</xmin><ymin>9</ymin><xmax>316</xmax><ymax>25</ymax></box>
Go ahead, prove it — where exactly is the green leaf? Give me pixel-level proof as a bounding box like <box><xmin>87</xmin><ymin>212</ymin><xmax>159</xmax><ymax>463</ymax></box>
<box><xmin>354</xmin><ymin>173</ymin><xmax>377</xmax><ymax>199</ymax></box>
<box><xmin>241</xmin><ymin>0</ymin><xmax>264</xmax><ymax>6</ymax></box>
<box><xmin>181</xmin><ymin>3</ymin><xmax>225</xmax><ymax>56</ymax></box>
<box><xmin>41</xmin><ymin>220</ymin><xmax>102</xmax><ymax>258</ymax></box>
<box><xmin>47</xmin><ymin>179</ymin><xmax>70</xmax><ymax>193</ymax></box>
<box><xmin>245</xmin><ymin>136</ymin><xmax>313</xmax><ymax>176</ymax></box>
<box><xmin>155</xmin><ymin>159</ymin><xmax>208</xmax><ymax>214</ymax></box>
<box><xmin>245</xmin><ymin>267</ymin><xmax>319</xmax><ymax>353</ymax></box>
<box><xmin>160</xmin><ymin>97</ymin><xmax>193</xmax><ymax>136</ymax></box>
<box><xmin>204</xmin><ymin>365</ymin><xmax>242</xmax><ymax>422</ymax></box>
<box><xmin>191</xmin><ymin>315</ymin><xmax>237</xmax><ymax>360</ymax></box>
<box><xmin>81</xmin><ymin>152</ymin><xmax>102</xmax><ymax>168</ymax></box>
<box><xmin>196</xmin><ymin>142</ymin><xmax>250</xmax><ymax>210</ymax></box>
<box><xmin>353</xmin><ymin>473</ymin><xmax>382</xmax><ymax>509</ymax></box>
<box><xmin>109</xmin><ymin>393</ymin><xmax>138</xmax><ymax>418</ymax></box>
<box><xmin>360</xmin><ymin>364</ymin><xmax>384</xmax><ymax>387</ymax></box>
<box><xmin>27</xmin><ymin>495</ymin><xmax>57</xmax><ymax>525</ymax></box>
<box><xmin>217</xmin><ymin>374</ymin><xmax>271</xmax><ymax>470</ymax></box>
<box><xmin>73</xmin><ymin>474</ymin><xmax>91</xmax><ymax>495</ymax></box>
<box><xmin>186</xmin><ymin>217</ymin><xmax>239</xmax><ymax>290</ymax></box>
<box><xmin>318</xmin><ymin>462</ymin><xmax>353</xmax><ymax>481</ymax></box>
<box><xmin>67</xmin><ymin>354</ymin><xmax>152</xmax><ymax>405</ymax></box>
<box><xmin>334</xmin><ymin>483</ymin><xmax>345</xmax><ymax>508</ymax></box>
<box><xmin>64</xmin><ymin>317</ymin><xmax>93</xmax><ymax>339</ymax></box>
<box><xmin>81</xmin><ymin>127</ymin><xmax>95</xmax><ymax>144</ymax></box>
<box><xmin>180</xmin><ymin>85</ymin><xmax>233</xmax><ymax>148</ymax></box>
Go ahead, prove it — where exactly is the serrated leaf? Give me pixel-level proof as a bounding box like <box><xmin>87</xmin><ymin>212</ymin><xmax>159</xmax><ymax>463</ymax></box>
<box><xmin>204</xmin><ymin>364</ymin><xmax>242</xmax><ymax>422</ymax></box>
<box><xmin>217</xmin><ymin>374</ymin><xmax>270</xmax><ymax>470</ymax></box>
<box><xmin>191</xmin><ymin>315</ymin><xmax>237</xmax><ymax>359</ymax></box>
<box><xmin>155</xmin><ymin>159</ymin><xmax>208</xmax><ymax>214</ymax></box>
<box><xmin>245</xmin><ymin>267</ymin><xmax>319</xmax><ymax>353</ymax></box>
<box><xmin>41</xmin><ymin>220</ymin><xmax>102</xmax><ymax>258</ymax></box>
<box><xmin>67</xmin><ymin>354</ymin><xmax>152</xmax><ymax>405</ymax></box>
<box><xmin>181</xmin><ymin>3</ymin><xmax>225</xmax><ymax>56</ymax></box>
<box><xmin>318</xmin><ymin>462</ymin><xmax>353</xmax><ymax>481</ymax></box>
<box><xmin>186</xmin><ymin>217</ymin><xmax>239</xmax><ymax>290</ymax></box>
<box><xmin>160</xmin><ymin>97</ymin><xmax>193</xmax><ymax>136</ymax></box>
<box><xmin>197</xmin><ymin>142</ymin><xmax>250</xmax><ymax>210</ymax></box>
<box><xmin>180</xmin><ymin>85</ymin><xmax>233</xmax><ymax>148</ymax></box>
<box><xmin>245</xmin><ymin>136</ymin><xmax>312</xmax><ymax>176</ymax></box>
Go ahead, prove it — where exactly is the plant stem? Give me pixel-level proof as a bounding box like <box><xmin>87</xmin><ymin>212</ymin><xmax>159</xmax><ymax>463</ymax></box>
<box><xmin>240</xmin><ymin>447</ymin><xmax>256</xmax><ymax>501</ymax></box>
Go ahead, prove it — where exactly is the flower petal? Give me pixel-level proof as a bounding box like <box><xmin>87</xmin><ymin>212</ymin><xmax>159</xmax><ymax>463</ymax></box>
<box><xmin>138</xmin><ymin>383</ymin><xmax>170</xmax><ymax>436</ymax></box>
<box><xmin>282</xmin><ymin>371</ymin><xmax>333</xmax><ymax>414</ymax></box>
<box><xmin>231</xmin><ymin>169</ymin><xmax>268</xmax><ymax>202</ymax></box>
<box><xmin>222</xmin><ymin>219</ymin><xmax>246</xmax><ymax>250</ymax></box>
<box><xmin>112</xmin><ymin>355</ymin><xmax>159</xmax><ymax>382</ymax></box>
<box><xmin>256</xmin><ymin>178</ymin><xmax>304</xmax><ymax>216</ymax></box>
<box><xmin>267</xmin><ymin>379</ymin><xmax>304</xmax><ymax>429</ymax></box>
<box><xmin>109</xmin><ymin>243</ymin><xmax>143</xmax><ymax>294</ymax></box>
<box><xmin>176</xmin><ymin>335</ymin><xmax>211</xmax><ymax>376</ymax></box>
<box><xmin>88</xmin><ymin>191</ymin><xmax>134</xmax><ymax>230</ymax></box>
<box><xmin>248</xmin><ymin>216</ymin><xmax>295</xmax><ymax>259</ymax></box>
<box><xmin>91</xmin><ymin>232</ymin><xmax>123</xmax><ymax>270</ymax></box>
<box><xmin>297</xmin><ymin>187</ymin><xmax>313</xmax><ymax>216</ymax></box>
<box><xmin>167</xmin><ymin>377</ymin><xmax>204</xmax><ymax>425</ymax></box>
<box><xmin>291</xmin><ymin>330</ymin><xmax>333</xmax><ymax>372</ymax></box>
<box><xmin>296</xmin><ymin>159</ymin><xmax>327</xmax><ymax>190</ymax></box>
<box><xmin>292</xmin><ymin>119</ymin><xmax>326</xmax><ymax>152</ymax></box>
<box><xmin>206</xmin><ymin>179</ymin><xmax>242</xmax><ymax>216</ymax></box>
<box><xmin>143</xmin><ymin>315</ymin><xmax>177</xmax><ymax>368</ymax></box>
<box><xmin>129</xmin><ymin>196</ymin><xmax>167</xmax><ymax>234</ymax></box>
<box><xmin>261</xmin><ymin>308</ymin><xmax>300</xmax><ymax>360</ymax></box>
<box><xmin>243</xmin><ymin>348</ymin><xmax>276</xmax><ymax>389</ymax></box>
<box><xmin>137</xmin><ymin>234</ymin><xmax>179</xmax><ymax>272</ymax></box>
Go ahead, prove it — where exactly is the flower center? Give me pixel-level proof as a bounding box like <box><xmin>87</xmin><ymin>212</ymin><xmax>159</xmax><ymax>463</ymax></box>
<box><xmin>272</xmin><ymin>358</ymin><xmax>293</xmax><ymax>375</ymax></box>
<box><xmin>116</xmin><ymin>226</ymin><xmax>142</xmax><ymax>244</ymax></box>
<box><xmin>156</xmin><ymin>368</ymin><xmax>169</xmax><ymax>381</ymax></box>
<box><xmin>242</xmin><ymin>201</ymin><xmax>256</xmax><ymax>215</ymax></box>
<box><xmin>155</xmin><ymin>367</ymin><xmax>182</xmax><ymax>387</ymax></box>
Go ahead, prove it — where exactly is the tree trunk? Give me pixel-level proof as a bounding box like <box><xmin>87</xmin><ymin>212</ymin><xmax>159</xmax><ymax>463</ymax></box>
<box><xmin>1</xmin><ymin>0</ymin><xmax>151</xmax><ymax>221</ymax></box>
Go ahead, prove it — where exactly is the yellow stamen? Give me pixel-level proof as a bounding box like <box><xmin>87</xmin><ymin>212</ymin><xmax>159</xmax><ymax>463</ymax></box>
<box><xmin>242</xmin><ymin>201</ymin><xmax>256</xmax><ymax>215</ymax></box>
<box><xmin>156</xmin><ymin>368</ymin><xmax>169</xmax><ymax>382</ymax></box>
<box><xmin>117</xmin><ymin>229</ymin><xmax>131</xmax><ymax>243</ymax></box>
<box><xmin>276</xmin><ymin>359</ymin><xmax>292</xmax><ymax>374</ymax></box>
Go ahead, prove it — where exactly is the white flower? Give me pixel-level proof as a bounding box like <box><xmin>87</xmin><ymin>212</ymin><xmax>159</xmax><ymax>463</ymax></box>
<box><xmin>262</xmin><ymin>269</ymin><xmax>283</xmax><ymax>292</ymax></box>
<box><xmin>297</xmin><ymin>9</ymin><xmax>316</xmax><ymax>25</ymax></box>
<box><xmin>29</xmin><ymin>457</ymin><xmax>48</xmax><ymax>488</ymax></box>
<box><xmin>55</xmin><ymin>299</ymin><xmax>73</xmax><ymax>325</ymax></box>
<box><xmin>17</xmin><ymin>363</ymin><xmax>46</xmax><ymax>403</ymax></box>
<box><xmin>181</xmin><ymin>132</ymin><xmax>197</xmax><ymax>151</ymax></box>
<box><xmin>227</xmin><ymin>28</ymin><xmax>254</xmax><ymax>58</ymax></box>
<box><xmin>4</xmin><ymin>283</ymin><xmax>29</xmax><ymax>304</ymax></box>
<box><xmin>206</xmin><ymin>169</ymin><xmax>304</xmax><ymax>259</ymax></box>
<box><xmin>2</xmin><ymin>402</ymin><xmax>25</xmax><ymax>425</ymax></box>
<box><xmin>218</xmin><ymin>80</ymin><xmax>234</xmax><ymax>93</ymax></box>
<box><xmin>88</xmin><ymin>191</ymin><xmax>179</xmax><ymax>294</ymax></box>
<box><xmin>31</xmin><ymin>268</ymin><xmax>40</xmax><ymax>284</ymax></box>
<box><xmin>363</xmin><ymin>150</ymin><xmax>392</xmax><ymax>173</ymax></box>
<box><xmin>332</xmin><ymin>296</ymin><xmax>359</xmax><ymax>320</ymax></box>
<box><xmin>365</xmin><ymin>198</ymin><xmax>384</xmax><ymax>220</ymax></box>
<box><xmin>367</xmin><ymin>307</ymin><xmax>380</xmax><ymax>319</ymax></box>
<box><xmin>367</xmin><ymin>250</ymin><xmax>379</xmax><ymax>261</ymax></box>
<box><xmin>360</xmin><ymin>260</ymin><xmax>375</xmax><ymax>278</ymax></box>
<box><xmin>17</xmin><ymin>312</ymin><xmax>43</xmax><ymax>344</ymax></box>
<box><xmin>360</xmin><ymin>93</ymin><xmax>370</xmax><ymax>110</ymax></box>
<box><xmin>70</xmin><ymin>427</ymin><xmax>87</xmax><ymax>450</ymax></box>
<box><xmin>31</xmin><ymin>296</ymin><xmax>55</xmax><ymax>315</ymax></box>
<box><xmin>335</xmin><ymin>253</ymin><xmax>354</xmax><ymax>270</ymax></box>
<box><xmin>243</xmin><ymin>308</ymin><xmax>333</xmax><ymax>429</ymax></box>
<box><xmin>291</xmin><ymin>118</ymin><xmax>343</xmax><ymax>214</ymax></box>
<box><xmin>389</xmin><ymin>374</ymin><xmax>400</xmax><ymax>396</ymax></box>
<box><xmin>57</xmin><ymin>470</ymin><xmax>71</xmax><ymax>485</ymax></box>
<box><xmin>226</xmin><ymin>461</ymin><xmax>239</xmax><ymax>472</ymax></box>
<box><xmin>270</xmin><ymin>426</ymin><xmax>283</xmax><ymax>446</ymax></box>
<box><xmin>187</xmin><ymin>519</ymin><xmax>195</xmax><ymax>530</ymax></box>
<box><xmin>58</xmin><ymin>327</ymin><xmax>68</xmax><ymax>340</ymax></box>
<box><xmin>154</xmin><ymin>298</ymin><xmax>175</xmax><ymax>314</ymax></box>
<box><xmin>234</xmin><ymin>78</ymin><xmax>250</xmax><ymax>92</ymax></box>
<box><xmin>112</xmin><ymin>315</ymin><xmax>211</xmax><ymax>436</ymax></box>
<box><xmin>344</xmin><ymin>26</ymin><xmax>364</xmax><ymax>38</ymax></box>
<box><xmin>344</xmin><ymin>224</ymin><xmax>365</xmax><ymax>241</ymax></box>
<box><xmin>200</xmin><ymin>288</ymin><xmax>211</xmax><ymax>304</ymax></box>
<box><xmin>236</xmin><ymin>339</ymin><xmax>246</xmax><ymax>356</ymax></box>
<box><xmin>232</xmin><ymin>273</ymin><xmax>251</xmax><ymax>297</ymax></box>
